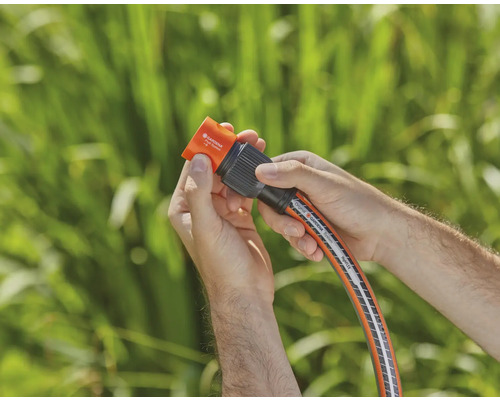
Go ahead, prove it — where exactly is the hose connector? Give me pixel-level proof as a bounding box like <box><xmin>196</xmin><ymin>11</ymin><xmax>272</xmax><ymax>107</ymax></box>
<box><xmin>182</xmin><ymin>117</ymin><xmax>296</xmax><ymax>214</ymax></box>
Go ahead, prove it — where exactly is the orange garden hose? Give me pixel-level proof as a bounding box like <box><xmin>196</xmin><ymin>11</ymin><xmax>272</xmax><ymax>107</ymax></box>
<box><xmin>286</xmin><ymin>193</ymin><xmax>402</xmax><ymax>396</ymax></box>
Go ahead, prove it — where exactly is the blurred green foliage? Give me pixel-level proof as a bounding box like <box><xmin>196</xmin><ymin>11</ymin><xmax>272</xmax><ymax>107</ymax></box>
<box><xmin>0</xmin><ymin>4</ymin><xmax>499</xmax><ymax>396</ymax></box>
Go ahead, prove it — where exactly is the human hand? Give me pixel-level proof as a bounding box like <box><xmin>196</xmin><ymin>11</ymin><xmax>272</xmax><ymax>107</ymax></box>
<box><xmin>168</xmin><ymin>124</ymin><xmax>275</xmax><ymax>306</ymax></box>
<box><xmin>255</xmin><ymin>151</ymin><xmax>400</xmax><ymax>263</ymax></box>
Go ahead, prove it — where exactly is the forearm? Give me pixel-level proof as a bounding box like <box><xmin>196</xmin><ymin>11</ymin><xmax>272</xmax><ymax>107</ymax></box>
<box><xmin>208</xmin><ymin>291</ymin><xmax>301</xmax><ymax>397</ymax></box>
<box><xmin>377</xmin><ymin>202</ymin><xmax>500</xmax><ymax>360</ymax></box>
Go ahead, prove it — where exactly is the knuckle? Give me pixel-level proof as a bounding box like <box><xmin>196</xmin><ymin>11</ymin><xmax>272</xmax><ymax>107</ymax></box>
<box><xmin>286</xmin><ymin>159</ymin><xmax>304</xmax><ymax>173</ymax></box>
<box><xmin>183</xmin><ymin>180</ymin><xmax>197</xmax><ymax>198</ymax></box>
<box><xmin>167</xmin><ymin>199</ymin><xmax>178</xmax><ymax>223</ymax></box>
<box><xmin>167</xmin><ymin>208</ymin><xmax>180</xmax><ymax>231</ymax></box>
<box><xmin>303</xmin><ymin>151</ymin><xmax>323</xmax><ymax>168</ymax></box>
<box><xmin>299</xmin><ymin>150</ymin><xmax>315</xmax><ymax>160</ymax></box>
<box><xmin>167</xmin><ymin>205</ymin><xmax>175</xmax><ymax>222</ymax></box>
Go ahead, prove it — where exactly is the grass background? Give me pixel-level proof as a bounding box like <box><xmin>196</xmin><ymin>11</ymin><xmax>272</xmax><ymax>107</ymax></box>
<box><xmin>0</xmin><ymin>4</ymin><xmax>499</xmax><ymax>396</ymax></box>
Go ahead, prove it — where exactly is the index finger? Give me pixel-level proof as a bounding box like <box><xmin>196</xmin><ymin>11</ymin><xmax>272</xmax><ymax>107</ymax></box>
<box><xmin>271</xmin><ymin>151</ymin><xmax>348</xmax><ymax>177</ymax></box>
<box><xmin>174</xmin><ymin>160</ymin><xmax>191</xmax><ymax>193</ymax></box>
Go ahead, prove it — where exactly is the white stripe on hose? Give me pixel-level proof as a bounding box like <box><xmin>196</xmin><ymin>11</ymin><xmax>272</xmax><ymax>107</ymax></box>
<box><xmin>291</xmin><ymin>199</ymin><xmax>396</xmax><ymax>395</ymax></box>
<box><xmin>323</xmin><ymin>229</ymin><xmax>396</xmax><ymax>394</ymax></box>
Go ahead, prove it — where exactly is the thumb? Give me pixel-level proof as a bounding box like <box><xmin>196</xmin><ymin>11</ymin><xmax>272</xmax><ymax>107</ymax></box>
<box><xmin>255</xmin><ymin>160</ymin><xmax>326</xmax><ymax>194</ymax></box>
<box><xmin>184</xmin><ymin>154</ymin><xmax>221</xmax><ymax>234</ymax></box>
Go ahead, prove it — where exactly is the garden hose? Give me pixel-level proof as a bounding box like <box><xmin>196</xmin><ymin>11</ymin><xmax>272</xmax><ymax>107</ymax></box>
<box><xmin>182</xmin><ymin>117</ymin><xmax>402</xmax><ymax>397</ymax></box>
<box><xmin>286</xmin><ymin>193</ymin><xmax>401</xmax><ymax>396</ymax></box>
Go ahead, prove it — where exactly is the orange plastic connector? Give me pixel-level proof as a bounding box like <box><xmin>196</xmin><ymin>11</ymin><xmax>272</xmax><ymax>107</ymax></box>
<box><xmin>181</xmin><ymin>117</ymin><xmax>237</xmax><ymax>172</ymax></box>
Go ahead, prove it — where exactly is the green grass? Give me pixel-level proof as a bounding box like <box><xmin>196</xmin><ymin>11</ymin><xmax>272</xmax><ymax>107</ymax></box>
<box><xmin>0</xmin><ymin>4</ymin><xmax>499</xmax><ymax>396</ymax></box>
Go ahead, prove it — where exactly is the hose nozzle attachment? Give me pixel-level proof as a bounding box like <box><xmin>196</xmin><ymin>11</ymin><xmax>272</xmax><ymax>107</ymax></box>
<box><xmin>182</xmin><ymin>117</ymin><xmax>296</xmax><ymax>214</ymax></box>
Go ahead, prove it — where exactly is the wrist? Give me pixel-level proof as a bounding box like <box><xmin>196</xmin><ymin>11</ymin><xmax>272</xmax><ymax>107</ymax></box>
<box><xmin>373</xmin><ymin>198</ymin><xmax>418</xmax><ymax>266</ymax></box>
<box><xmin>202</xmin><ymin>271</ymin><xmax>275</xmax><ymax>310</ymax></box>
<box><xmin>207</xmin><ymin>287</ymin><xmax>275</xmax><ymax>320</ymax></box>
<box><xmin>207</xmin><ymin>285</ymin><xmax>299</xmax><ymax>397</ymax></box>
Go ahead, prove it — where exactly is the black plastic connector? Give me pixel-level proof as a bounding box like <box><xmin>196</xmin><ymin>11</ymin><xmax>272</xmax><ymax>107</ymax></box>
<box><xmin>216</xmin><ymin>142</ymin><xmax>296</xmax><ymax>214</ymax></box>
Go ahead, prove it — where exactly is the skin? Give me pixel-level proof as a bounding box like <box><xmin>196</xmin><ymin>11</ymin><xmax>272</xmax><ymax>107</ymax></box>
<box><xmin>168</xmin><ymin>124</ymin><xmax>500</xmax><ymax>396</ymax></box>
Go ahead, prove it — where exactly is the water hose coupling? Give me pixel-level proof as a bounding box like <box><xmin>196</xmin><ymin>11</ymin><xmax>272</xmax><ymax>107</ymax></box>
<box><xmin>182</xmin><ymin>117</ymin><xmax>296</xmax><ymax>214</ymax></box>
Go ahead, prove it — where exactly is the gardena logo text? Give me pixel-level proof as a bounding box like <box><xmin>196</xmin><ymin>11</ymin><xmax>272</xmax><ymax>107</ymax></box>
<box><xmin>202</xmin><ymin>132</ymin><xmax>223</xmax><ymax>150</ymax></box>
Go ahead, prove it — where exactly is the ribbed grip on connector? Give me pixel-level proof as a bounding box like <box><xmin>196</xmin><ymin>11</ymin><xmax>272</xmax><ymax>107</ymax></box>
<box><xmin>219</xmin><ymin>143</ymin><xmax>269</xmax><ymax>198</ymax></box>
<box><xmin>216</xmin><ymin>142</ymin><xmax>296</xmax><ymax>214</ymax></box>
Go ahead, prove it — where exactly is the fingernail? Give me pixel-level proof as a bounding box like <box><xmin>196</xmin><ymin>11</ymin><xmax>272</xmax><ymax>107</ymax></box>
<box><xmin>258</xmin><ymin>163</ymin><xmax>278</xmax><ymax>179</ymax></box>
<box><xmin>237</xmin><ymin>208</ymin><xmax>249</xmax><ymax>217</ymax></box>
<box><xmin>284</xmin><ymin>225</ymin><xmax>300</xmax><ymax>238</ymax></box>
<box><xmin>298</xmin><ymin>238</ymin><xmax>308</xmax><ymax>252</ymax></box>
<box><xmin>191</xmin><ymin>154</ymin><xmax>208</xmax><ymax>172</ymax></box>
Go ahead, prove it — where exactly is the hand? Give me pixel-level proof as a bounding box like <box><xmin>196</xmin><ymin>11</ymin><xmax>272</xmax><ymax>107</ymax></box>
<box><xmin>255</xmin><ymin>157</ymin><xmax>500</xmax><ymax>363</ymax></box>
<box><xmin>168</xmin><ymin>124</ymin><xmax>275</xmax><ymax>306</ymax></box>
<box><xmin>255</xmin><ymin>151</ymin><xmax>400</xmax><ymax>263</ymax></box>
